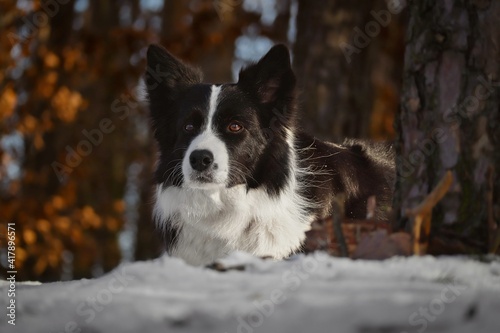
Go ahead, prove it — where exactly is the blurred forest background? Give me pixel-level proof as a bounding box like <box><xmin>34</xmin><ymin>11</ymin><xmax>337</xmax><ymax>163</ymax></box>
<box><xmin>0</xmin><ymin>0</ymin><xmax>406</xmax><ymax>281</ymax></box>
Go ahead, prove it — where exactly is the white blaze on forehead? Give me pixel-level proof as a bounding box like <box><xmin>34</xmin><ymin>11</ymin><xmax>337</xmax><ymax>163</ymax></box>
<box><xmin>182</xmin><ymin>84</ymin><xmax>229</xmax><ymax>187</ymax></box>
<box><xmin>206</xmin><ymin>85</ymin><xmax>222</xmax><ymax>130</ymax></box>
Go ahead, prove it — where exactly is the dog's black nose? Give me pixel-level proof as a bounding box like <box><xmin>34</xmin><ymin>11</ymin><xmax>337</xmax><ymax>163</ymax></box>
<box><xmin>189</xmin><ymin>149</ymin><xmax>214</xmax><ymax>172</ymax></box>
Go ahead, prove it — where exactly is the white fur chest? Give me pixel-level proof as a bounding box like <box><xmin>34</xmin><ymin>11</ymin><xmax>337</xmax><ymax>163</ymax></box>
<box><xmin>154</xmin><ymin>183</ymin><xmax>313</xmax><ymax>265</ymax></box>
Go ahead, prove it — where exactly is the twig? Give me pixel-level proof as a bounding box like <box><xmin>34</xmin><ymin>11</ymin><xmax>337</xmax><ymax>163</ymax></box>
<box><xmin>366</xmin><ymin>195</ymin><xmax>376</xmax><ymax>220</ymax></box>
<box><xmin>406</xmin><ymin>170</ymin><xmax>453</xmax><ymax>255</ymax></box>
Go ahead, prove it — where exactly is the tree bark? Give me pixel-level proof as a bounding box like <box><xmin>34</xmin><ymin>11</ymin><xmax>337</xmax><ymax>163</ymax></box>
<box><xmin>396</xmin><ymin>0</ymin><xmax>500</xmax><ymax>254</ymax></box>
<box><xmin>293</xmin><ymin>0</ymin><xmax>382</xmax><ymax>140</ymax></box>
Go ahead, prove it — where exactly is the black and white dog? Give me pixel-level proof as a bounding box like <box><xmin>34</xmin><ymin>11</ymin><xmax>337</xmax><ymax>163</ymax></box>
<box><xmin>145</xmin><ymin>44</ymin><xmax>395</xmax><ymax>265</ymax></box>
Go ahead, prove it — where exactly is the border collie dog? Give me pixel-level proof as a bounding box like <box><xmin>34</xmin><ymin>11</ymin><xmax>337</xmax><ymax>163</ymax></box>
<box><xmin>146</xmin><ymin>44</ymin><xmax>395</xmax><ymax>265</ymax></box>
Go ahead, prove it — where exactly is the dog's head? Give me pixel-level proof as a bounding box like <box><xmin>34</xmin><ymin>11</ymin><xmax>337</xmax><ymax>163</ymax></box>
<box><xmin>146</xmin><ymin>44</ymin><xmax>296</xmax><ymax>192</ymax></box>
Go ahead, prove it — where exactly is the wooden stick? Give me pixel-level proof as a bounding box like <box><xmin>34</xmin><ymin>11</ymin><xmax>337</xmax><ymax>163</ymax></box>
<box><xmin>406</xmin><ymin>170</ymin><xmax>453</xmax><ymax>255</ymax></box>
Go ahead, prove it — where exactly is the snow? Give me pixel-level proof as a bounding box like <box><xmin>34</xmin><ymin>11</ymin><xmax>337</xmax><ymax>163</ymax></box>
<box><xmin>2</xmin><ymin>252</ymin><xmax>500</xmax><ymax>333</ymax></box>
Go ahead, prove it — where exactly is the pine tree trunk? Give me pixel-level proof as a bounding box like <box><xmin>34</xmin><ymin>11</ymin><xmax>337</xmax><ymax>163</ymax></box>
<box><xmin>396</xmin><ymin>0</ymin><xmax>500</xmax><ymax>254</ymax></box>
<box><xmin>293</xmin><ymin>0</ymin><xmax>381</xmax><ymax>140</ymax></box>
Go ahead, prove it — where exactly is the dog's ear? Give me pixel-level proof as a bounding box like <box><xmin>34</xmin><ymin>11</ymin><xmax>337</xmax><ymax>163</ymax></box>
<box><xmin>145</xmin><ymin>44</ymin><xmax>202</xmax><ymax>98</ymax></box>
<box><xmin>237</xmin><ymin>44</ymin><xmax>296</xmax><ymax>104</ymax></box>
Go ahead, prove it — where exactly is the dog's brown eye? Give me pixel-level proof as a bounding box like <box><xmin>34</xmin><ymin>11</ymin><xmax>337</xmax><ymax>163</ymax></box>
<box><xmin>227</xmin><ymin>122</ymin><xmax>243</xmax><ymax>133</ymax></box>
<box><xmin>184</xmin><ymin>124</ymin><xmax>195</xmax><ymax>132</ymax></box>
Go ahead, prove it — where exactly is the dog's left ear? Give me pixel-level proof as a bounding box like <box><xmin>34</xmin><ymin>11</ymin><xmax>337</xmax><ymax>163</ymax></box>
<box><xmin>238</xmin><ymin>44</ymin><xmax>296</xmax><ymax>104</ymax></box>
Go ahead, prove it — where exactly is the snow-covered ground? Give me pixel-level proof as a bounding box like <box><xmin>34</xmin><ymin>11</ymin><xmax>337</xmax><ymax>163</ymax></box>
<box><xmin>1</xmin><ymin>252</ymin><xmax>500</xmax><ymax>333</ymax></box>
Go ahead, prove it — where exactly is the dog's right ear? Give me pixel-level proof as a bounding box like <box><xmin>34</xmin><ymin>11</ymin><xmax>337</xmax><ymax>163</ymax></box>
<box><xmin>145</xmin><ymin>44</ymin><xmax>203</xmax><ymax>98</ymax></box>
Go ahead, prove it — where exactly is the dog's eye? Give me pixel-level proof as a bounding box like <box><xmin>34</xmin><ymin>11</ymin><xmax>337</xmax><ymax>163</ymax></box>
<box><xmin>227</xmin><ymin>122</ymin><xmax>243</xmax><ymax>133</ymax></box>
<box><xmin>184</xmin><ymin>124</ymin><xmax>195</xmax><ymax>132</ymax></box>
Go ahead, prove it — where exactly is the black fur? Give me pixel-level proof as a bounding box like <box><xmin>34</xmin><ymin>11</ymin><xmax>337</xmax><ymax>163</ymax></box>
<box><xmin>296</xmin><ymin>133</ymin><xmax>395</xmax><ymax>220</ymax></box>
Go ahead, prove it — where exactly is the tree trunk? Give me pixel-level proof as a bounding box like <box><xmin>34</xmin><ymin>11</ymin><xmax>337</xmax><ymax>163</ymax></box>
<box><xmin>396</xmin><ymin>0</ymin><xmax>500</xmax><ymax>254</ymax></box>
<box><xmin>293</xmin><ymin>0</ymin><xmax>382</xmax><ymax>140</ymax></box>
